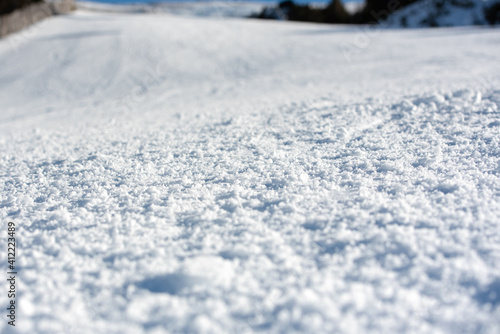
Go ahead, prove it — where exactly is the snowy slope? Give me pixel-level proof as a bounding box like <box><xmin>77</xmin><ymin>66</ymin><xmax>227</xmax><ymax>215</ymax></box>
<box><xmin>77</xmin><ymin>1</ymin><xmax>267</xmax><ymax>18</ymax></box>
<box><xmin>1</xmin><ymin>9</ymin><xmax>500</xmax><ymax>334</ymax></box>
<box><xmin>387</xmin><ymin>0</ymin><xmax>499</xmax><ymax>27</ymax></box>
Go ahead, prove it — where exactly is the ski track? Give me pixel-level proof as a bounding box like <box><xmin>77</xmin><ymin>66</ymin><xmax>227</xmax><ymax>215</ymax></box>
<box><xmin>0</xmin><ymin>9</ymin><xmax>500</xmax><ymax>334</ymax></box>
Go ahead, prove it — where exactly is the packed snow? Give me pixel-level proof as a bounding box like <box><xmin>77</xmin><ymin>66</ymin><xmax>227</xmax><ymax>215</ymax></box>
<box><xmin>1</xmin><ymin>7</ymin><xmax>500</xmax><ymax>334</ymax></box>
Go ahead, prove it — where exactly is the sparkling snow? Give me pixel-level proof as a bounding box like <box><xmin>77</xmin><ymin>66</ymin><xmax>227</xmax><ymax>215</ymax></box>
<box><xmin>1</xmin><ymin>8</ymin><xmax>500</xmax><ymax>334</ymax></box>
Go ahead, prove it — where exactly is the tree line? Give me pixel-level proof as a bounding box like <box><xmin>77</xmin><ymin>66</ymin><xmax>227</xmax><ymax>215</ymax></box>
<box><xmin>253</xmin><ymin>0</ymin><xmax>500</xmax><ymax>25</ymax></box>
<box><xmin>253</xmin><ymin>0</ymin><xmax>416</xmax><ymax>24</ymax></box>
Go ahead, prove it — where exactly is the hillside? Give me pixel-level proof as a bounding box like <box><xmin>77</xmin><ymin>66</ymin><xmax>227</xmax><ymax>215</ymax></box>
<box><xmin>387</xmin><ymin>0</ymin><xmax>500</xmax><ymax>27</ymax></box>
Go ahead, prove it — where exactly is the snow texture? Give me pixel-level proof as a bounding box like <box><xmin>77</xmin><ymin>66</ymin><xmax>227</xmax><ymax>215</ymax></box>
<box><xmin>1</xmin><ymin>8</ymin><xmax>500</xmax><ymax>334</ymax></box>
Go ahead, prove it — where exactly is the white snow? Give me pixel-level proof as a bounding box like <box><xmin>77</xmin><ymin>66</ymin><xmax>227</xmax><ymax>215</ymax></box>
<box><xmin>1</xmin><ymin>7</ymin><xmax>500</xmax><ymax>334</ymax></box>
<box><xmin>343</xmin><ymin>0</ymin><xmax>364</xmax><ymax>14</ymax></box>
<box><xmin>77</xmin><ymin>1</ymin><xmax>267</xmax><ymax>18</ymax></box>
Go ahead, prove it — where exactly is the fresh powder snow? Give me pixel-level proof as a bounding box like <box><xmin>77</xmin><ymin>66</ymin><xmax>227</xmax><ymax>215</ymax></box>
<box><xmin>0</xmin><ymin>5</ymin><xmax>500</xmax><ymax>334</ymax></box>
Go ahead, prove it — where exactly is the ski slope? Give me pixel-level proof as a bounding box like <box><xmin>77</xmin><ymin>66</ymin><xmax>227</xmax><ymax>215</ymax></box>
<box><xmin>1</xmin><ymin>8</ymin><xmax>500</xmax><ymax>333</ymax></box>
<box><xmin>76</xmin><ymin>1</ymin><xmax>267</xmax><ymax>18</ymax></box>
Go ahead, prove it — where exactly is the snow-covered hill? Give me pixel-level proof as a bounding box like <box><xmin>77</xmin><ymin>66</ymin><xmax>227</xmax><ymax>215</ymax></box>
<box><xmin>387</xmin><ymin>0</ymin><xmax>500</xmax><ymax>27</ymax></box>
<box><xmin>1</xmin><ymin>8</ymin><xmax>500</xmax><ymax>334</ymax></box>
<box><xmin>77</xmin><ymin>0</ymin><xmax>267</xmax><ymax>17</ymax></box>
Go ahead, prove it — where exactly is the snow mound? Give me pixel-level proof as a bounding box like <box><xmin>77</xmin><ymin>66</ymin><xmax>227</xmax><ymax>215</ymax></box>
<box><xmin>387</xmin><ymin>0</ymin><xmax>500</xmax><ymax>27</ymax></box>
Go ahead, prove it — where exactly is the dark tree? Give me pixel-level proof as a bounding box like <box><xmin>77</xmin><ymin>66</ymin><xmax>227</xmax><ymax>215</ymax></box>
<box><xmin>0</xmin><ymin>0</ymin><xmax>44</xmax><ymax>16</ymax></box>
<box><xmin>354</xmin><ymin>0</ymin><xmax>417</xmax><ymax>23</ymax></box>
<box><xmin>485</xmin><ymin>1</ymin><xmax>500</xmax><ymax>25</ymax></box>
<box><xmin>323</xmin><ymin>0</ymin><xmax>350</xmax><ymax>24</ymax></box>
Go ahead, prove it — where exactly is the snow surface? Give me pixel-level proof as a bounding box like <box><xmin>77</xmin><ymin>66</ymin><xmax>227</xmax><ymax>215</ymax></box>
<box><xmin>1</xmin><ymin>8</ymin><xmax>500</xmax><ymax>334</ymax></box>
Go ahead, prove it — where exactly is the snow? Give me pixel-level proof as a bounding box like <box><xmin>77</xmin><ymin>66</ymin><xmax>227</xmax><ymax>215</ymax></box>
<box><xmin>343</xmin><ymin>0</ymin><xmax>364</xmax><ymax>14</ymax></box>
<box><xmin>1</xmin><ymin>7</ymin><xmax>500</xmax><ymax>334</ymax></box>
<box><xmin>76</xmin><ymin>1</ymin><xmax>267</xmax><ymax>18</ymax></box>
<box><xmin>387</xmin><ymin>0</ymin><xmax>499</xmax><ymax>28</ymax></box>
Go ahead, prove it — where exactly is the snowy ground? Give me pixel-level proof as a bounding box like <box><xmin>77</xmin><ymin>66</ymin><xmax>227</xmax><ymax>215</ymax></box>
<box><xmin>1</xmin><ymin>8</ymin><xmax>500</xmax><ymax>334</ymax></box>
<box><xmin>76</xmin><ymin>1</ymin><xmax>267</xmax><ymax>18</ymax></box>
